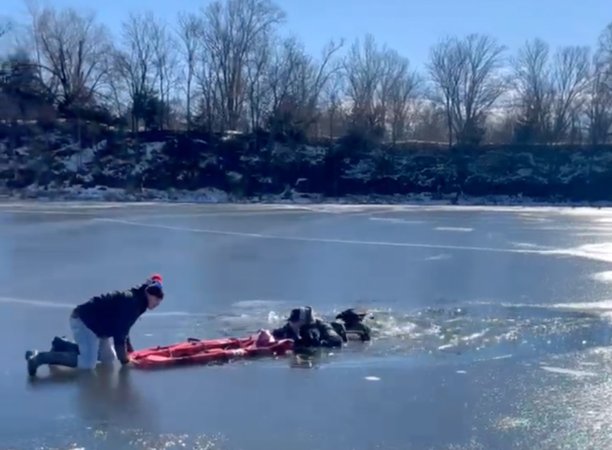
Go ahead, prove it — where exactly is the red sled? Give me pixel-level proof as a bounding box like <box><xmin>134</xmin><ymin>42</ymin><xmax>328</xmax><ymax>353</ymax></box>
<box><xmin>129</xmin><ymin>332</ymin><xmax>294</xmax><ymax>369</ymax></box>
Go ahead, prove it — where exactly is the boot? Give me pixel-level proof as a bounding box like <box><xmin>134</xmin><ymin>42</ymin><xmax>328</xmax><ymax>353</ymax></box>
<box><xmin>50</xmin><ymin>336</ymin><xmax>80</xmax><ymax>354</ymax></box>
<box><xmin>25</xmin><ymin>350</ymin><xmax>78</xmax><ymax>377</ymax></box>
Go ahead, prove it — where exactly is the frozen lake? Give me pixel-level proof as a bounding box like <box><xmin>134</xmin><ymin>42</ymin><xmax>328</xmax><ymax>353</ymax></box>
<box><xmin>2</xmin><ymin>201</ymin><xmax>612</xmax><ymax>449</ymax></box>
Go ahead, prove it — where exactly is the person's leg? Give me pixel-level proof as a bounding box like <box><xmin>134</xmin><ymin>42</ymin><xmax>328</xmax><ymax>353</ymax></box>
<box><xmin>98</xmin><ymin>338</ymin><xmax>117</xmax><ymax>365</ymax></box>
<box><xmin>26</xmin><ymin>316</ymin><xmax>102</xmax><ymax>376</ymax></box>
<box><xmin>50</xmin><ymin>335</ymin><xmax>80</xmax><ymax>354</ymax></box>
<box><xmin>25</xmin><ymin>350</ymin><xmax>78</xmax><ymax>377</ymax></box>
<box><xmin>25</xmin><ymin>317</ymin><xmax>93</xmax><ymax>377</ymax></box>
<box><xmin>69</xmin><ymin>317</ymin><xmax>99</xmax><ymax>370</ymax></box>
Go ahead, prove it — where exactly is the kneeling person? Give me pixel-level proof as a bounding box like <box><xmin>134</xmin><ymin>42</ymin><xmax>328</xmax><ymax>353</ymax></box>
<box><xmin>25</xmin><ymin>274</ymin><xmax>165</xmax><ymax>377</ymax></box>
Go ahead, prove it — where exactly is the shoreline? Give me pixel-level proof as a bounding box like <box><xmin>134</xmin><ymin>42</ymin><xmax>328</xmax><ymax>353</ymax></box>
<box><xmin>2</xmin><ymin>185</ymin><xmax>612</xmax><ymax>209</ymax></box>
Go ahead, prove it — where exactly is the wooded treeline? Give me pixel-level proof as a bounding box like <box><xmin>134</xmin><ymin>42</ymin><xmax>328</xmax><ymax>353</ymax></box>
<box><xmin>1</xmin><ymin>0</ymin><xmax>611</xmax><ymax>147</ymax></box>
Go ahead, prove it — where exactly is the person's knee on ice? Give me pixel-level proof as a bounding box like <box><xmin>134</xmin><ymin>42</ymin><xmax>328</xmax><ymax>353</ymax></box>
<box><xmin>25</xmin><ymin>273</ymin><xmax>165</xmax><ymax>377</ymax></box>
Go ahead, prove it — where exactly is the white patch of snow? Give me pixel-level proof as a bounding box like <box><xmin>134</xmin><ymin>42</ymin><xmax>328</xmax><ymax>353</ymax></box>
<box><xmin>63</xmin><ymin>140</ymin><xmax>106</xmax><ymax>172</ymax></box>
<box><xmin>591</xmin><ymin>271</ymin><xmax>612</xmax><ymax>283</ymax></box>
<box><xmin>200</xmin><ymin>155</ymin><xmax>218</xmax><ymax>168</ymax></box>
<box><xmin>369</xmin><ymin>217</ymin><xmax>426</xmax><ymax>225</ymax></box>
<box><xmin>425</xmin><ymin>254</ymin><xmax>451</xmax><ymax>261</ymax></box>
<box><xmin>143</xmin><ymin>142</ymin><xmax>165</xmax><ymax>159</ymax></box>
<box><xmin>435</xmin><ymin>226</ymin><xmax>473</xmax><ymax>232</ymax></box>
<box><xmin>517</xmin><ymin>168</ymin><xmax>533</xmax><ymax>177</ymax></box>
<box><xmin>540</xmin><ymin>366</ymin><xmax>597</xmax><ymax>378</ymax></box>
<box><xmin>227</xmin><ymin>171</ymin><xmax>243</xmax><ymax>183</ymax></box>
<box><xmin>343</xmin><ymin>160</ymin><xmax>374</xmax><ymax>180</ymax></box>
<box><xmin>547</xmin><ymin>243</ymin><xmax>612</xmax><ymax>264</ymax></box>
<box><xmin>14</xmin><ymin>146</ymin><xmax>30</xmax><ymax>157</ymax></box>
<box><xmin>511</xmin><ymin>242</ymin><xmax>547</xmax><ymax>249</ymax></box>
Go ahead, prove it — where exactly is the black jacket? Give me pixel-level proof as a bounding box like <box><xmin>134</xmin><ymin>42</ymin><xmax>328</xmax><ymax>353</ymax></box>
<box><xmin>272</xmin><ymin>319</ymin><xmax>345</xmax><ymax>348</ymax></box>
<box><xmin>72</xmin><ymin>284</ymin><xmax>149</xmax><ymax>363</ymax></box>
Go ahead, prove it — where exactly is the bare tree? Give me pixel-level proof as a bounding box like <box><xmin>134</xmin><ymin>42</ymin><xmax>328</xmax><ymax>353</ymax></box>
<box><xmin>267</xmin><ymin>36</ymin><xmax>343</xmax><ymax>138</ymax></box>
<box><xmin>150</xmin><ymin>17</ymin><xmax>180</xmax><ymax>130</ymax></box>
<box><xmin>194</xmin><ymin>42</ymin><xmax>220</xmax><ymax>133</ymax></box>
<box><xmin>343</xmin><ymin>35</ymin><xmax>421</xmax><ymax>143</ymax></box>
<box><xmin>597</xmin><ymin>22</ymin><xmax>612</xmax><ymax>93</ymax></box>
<box><xmin>306</xmin><ymin>38</ymin><xmax>345</xmax><ymax>132</ymax></box>
<box><xmin>411</xmin><ymin>100</ymin><xmax>447</xmax><ymax>142</ymax></box>
<box><xmin>319</xmin><ymin>70</ymin><xmax>346</xmax><ymax>140</ymax></box>
<box><xmin>27</xmin><ymin>5</ymin><xmax>113</xmax><ymax>113</ymax></box>
<box><xmin>428</xmin><ymin>36</ymin><xmax>466</xmax><ymax>146</ymax></box>
<box><xmin>385</xmin><ymin>54</ymin><xmax>420</xmax><ymax>145</ymax></box>
<box><xmin>114</xmin><ymin>11</ymin><xmax>158</xmax><ymax>131</ymax></box>
<box><xmin>511</xmin><ymin>38</ymin><xmax>554</xmax><ymax>142</ymax></box>
<box><xmin>550</xmin><ymin>45</ymin><xmax>590</xmax><ymax>141</ymax></box>
<box><xmin>512</xmin><ymin>39</ymin><xmax>590</xmax><ymax>143</ymax></box>
<box><xmin>428</xmin><ymin>34</ymin><xmax>507</xmax><ymax>146</ymax></box>
<box><xmin>200</xmin><ymin>0</ymin><xmax>285</xmax><ymax>131</ymax></box>
<box><xmin>0</xmin><ymin>18</ymin><xmax>12</xmax><ymax>39</ymax></box>
<box><xmin>245</xmin><ymin>31</ymin><xmax>273</xmax><ymax>131</ymax></box>
<box><xmin>177</xmin><ymin>12</ymin><xmax>202</xmax><ymax>131</ymax></box>
<box><xmin>267</xmin><ymin>37</ymin><xmax>301</xmax><ymax>119</ymax></box>
<box><xmin>343</xmin><ymin>34</ymin><xmax>386</xmax><ymax>134</ymax></box>
<box><xmin>586</xmin><ymin>23</ymin><xmax>612</xmax><ymax>144</ymax></box>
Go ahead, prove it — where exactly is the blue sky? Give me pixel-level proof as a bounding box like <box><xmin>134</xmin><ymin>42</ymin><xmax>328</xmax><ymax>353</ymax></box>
<box><xmin>3</xmin><ymin>0</ymin><xmax>611</xmax><ymax>70</ymax></box>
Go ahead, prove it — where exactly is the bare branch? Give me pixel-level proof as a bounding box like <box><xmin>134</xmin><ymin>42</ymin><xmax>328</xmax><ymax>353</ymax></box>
<box><xmin>510</xmin><ymin>38</ymin><xmax>553</xmax><ymax>142</ymax></box>
<box><xmin>550</xmin><ymin>45</ymin><xmax>590</xmax><ymax>140</ymax></box>
<box><xmin>177</xmin><ymin>11</ymin><xmax>203</xmax><ymax>130</ymax></box>
<box><xmin>343</xmin><ymin>34</ymin><xmax>386</xmax><ymax>132</ymax></box>
<box><xmin>428</xmin><ymin>34</ymin><xmax>506</xmax><ymax>146</ymax></box>
<box><xmin>0</xmin><ymin>17</ymin><xmax>12</xmax><ymax>39</ymax></box>
<box><xmin>150</xmin><ymin>16</ymin><xmax>180</xmax><ymax>130</ymax></box>
<box><xmin>200</xmin><ymin>0</ymin><xmax>285</xmax><ymax>131</ymax></box>
<box><xmin>587</xmin><ymin>23</ymin><xmax>612</xmax><ymax>144</ymax></box>
<box><xmin>114</xmin><ymin>11</ymin><xmax>159</xmax><ymax>130</ymax></box>
<box><xmin>27</xmin><ymin>5</ymin><xmax>112</xmax><ymax>113</ymax></box>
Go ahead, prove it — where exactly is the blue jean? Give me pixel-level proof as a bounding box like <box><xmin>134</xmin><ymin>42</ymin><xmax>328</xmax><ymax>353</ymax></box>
<box><xmin>69</xmin><ymin>317</ymin><xmax>117</xmax><ymax>369</ymax></box>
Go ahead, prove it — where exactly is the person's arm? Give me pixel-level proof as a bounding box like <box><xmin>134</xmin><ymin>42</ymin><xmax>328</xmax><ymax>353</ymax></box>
<box><xmin>358</xmin><ymin>323</ymin><xmax>372</xmax><ymax>341</ymax></box>
<box><xmin>113</xmin><ymin>335</ymin><xmax>131</xmax><ymax>365</ymax></box>
<box><xmin>113</xmin><ymin>306</ymin><xmax>132</xmax><ymax>365</ymax></box>
<box><xmin>317</xmin><ymin>321</ymin><xmax>343</xmax><ymax>347</ymax></box>
<box><xmin>331</xmin><ymin>321</ymin><xmax>348</xmax><ymax>343</ymax></box>
<box><xmin>126</xmin><ymin>335</ymin><xmax>134</xmax><ymax>354</ymax></box>
<box><xmin>110</xmin><ymin>288</ymin><xmax>141</xmax><ymax>363</ymax></box>
<box><xmin>272</xmin><ymin>323</ymin><xmax>299</xmax><ymax>340</ymax></box>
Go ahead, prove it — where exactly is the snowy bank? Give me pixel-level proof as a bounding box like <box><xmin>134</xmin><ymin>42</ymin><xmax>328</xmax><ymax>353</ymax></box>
<box><xmin>3</xmin><ymin>128</ymin><xmax>612</xmax><ymax>206</ymax></box>
<box><xmin>3</xmin><ymin>185</ymin><xmax>612</xmax><ymax>209</ymax></box>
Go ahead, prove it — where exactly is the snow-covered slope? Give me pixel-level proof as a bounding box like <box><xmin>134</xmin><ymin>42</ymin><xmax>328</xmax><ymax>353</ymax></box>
<box><xmin>1</xmin><ymin>131</ymin><xmax>612</xmax><ymax>204</ymax></box>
